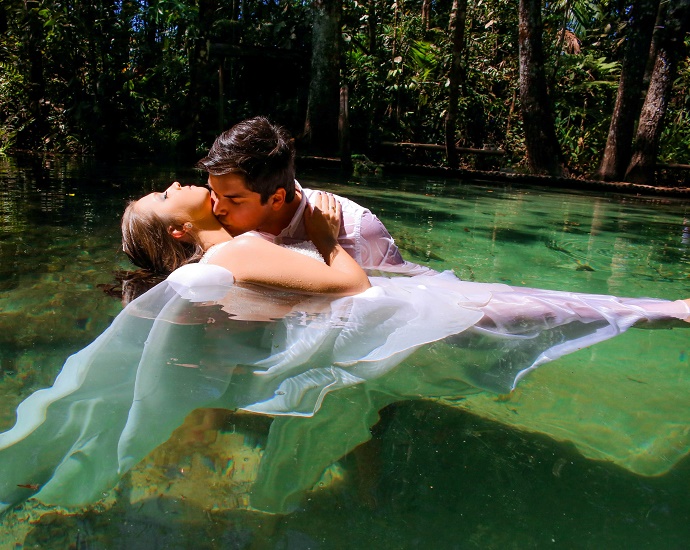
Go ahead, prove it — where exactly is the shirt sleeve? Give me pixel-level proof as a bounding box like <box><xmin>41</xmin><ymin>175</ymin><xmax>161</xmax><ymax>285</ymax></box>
<box><xmin>308</xmin><ymin>188</ymin><xmax>435</xmax><ymax>275</ymax></box>
<box><xmin>357</xmin><ymin>210</ymin><xmax>437</xmax><ymax>276</ymax></box>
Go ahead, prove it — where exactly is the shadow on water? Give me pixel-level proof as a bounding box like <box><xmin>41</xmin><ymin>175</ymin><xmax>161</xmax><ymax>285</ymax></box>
<box><xmin>14</xmin><ymin>401</ymin><xmax>690</xmax><ymax>548</ymax></box>
<box><xmin>490</xmin><ymin>228</ymin><xmax>543</xmax><ymax>245</ymax></box>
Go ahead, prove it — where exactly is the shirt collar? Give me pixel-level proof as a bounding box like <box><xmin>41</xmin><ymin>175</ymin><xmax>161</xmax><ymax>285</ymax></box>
<box><xmin>276</xmin><ymin>180</ymin><xmax>306</xmax><ymax>239</ymax></box>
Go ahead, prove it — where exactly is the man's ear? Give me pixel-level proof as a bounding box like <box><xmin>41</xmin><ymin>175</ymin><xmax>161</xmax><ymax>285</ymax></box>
<box><xmin>269</xmin><ymin>188</ymin><xmax>286</xmax><ymax>210</ymax></box>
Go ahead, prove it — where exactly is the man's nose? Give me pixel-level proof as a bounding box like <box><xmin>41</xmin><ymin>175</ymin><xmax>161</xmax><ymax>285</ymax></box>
<box><xmin>212</xmin><ymin>198</ymin><xmax>226</xmax><ymax>216</ymax></box>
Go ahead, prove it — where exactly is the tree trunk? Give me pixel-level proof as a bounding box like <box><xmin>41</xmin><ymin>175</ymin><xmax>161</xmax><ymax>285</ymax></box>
<box><xmin>0</xmin><ymin>4</ymin><xmax>7</xmax><ymax>34</ymax></box>
<box><xmin>596</xmin><ymin>0</ymin><xmax>659</xmax><ymax>181</ymax></box>
<box><xmin>303</xmin><ymin>0</ymin><xmax>342</xmax><ymax>156</ymax></box>
<box><xmin>422</xmin><ymin>0</ymin><xmax>431</xmax><ymax>31</ymax></box>
<box><xmin>178</xmin><ymin>0</ymin><xmax>217</xmax><ymax>158</ymax></box>
<box><xmin>445</xmin><ymin>0</ymin><xmax>468</xmax><ymax>169</ymax></box>
<box><xmin>21</xmin><ymin>0</ymin><xmax>45</xmax><ymax>147</ymax></box>
<box><xmin>339</xmin><ymin>85</ymin><xmax>351</xmax><ymax>171</ymax></box>
<box><xmin>643</xmin><ymin>1</ymin><xmax>669</xmax><ymax>89</ymax></box>
<box><xmin>625</xmin><ymin>0</ymin><xmax>690</xmax><ymax>185</ymax></box>
<box><xmin>368</xmin><ymin>0</ymin><xmax>377</xmax><ymax>55</ymax></box>
<box><xmin>141</xmin><ymin>0</ymin><xmax>162</xmax><ymax>73</ymax></box>
<box><xmin>95</xmin><ymin>0</ymin><xmax>134</xmax><ymax>153</ymax></box>
<box><xmin>518</xmin><ymin>0</ymin><xmax>566</xmax><ymax>177</ymax></box>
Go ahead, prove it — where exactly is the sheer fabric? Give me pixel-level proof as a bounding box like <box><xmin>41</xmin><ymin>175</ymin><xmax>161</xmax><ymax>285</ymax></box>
<box><xmin>254</xmin><ymin>183</ymin><xmax>434</xmax><ymax>275</ymax></box>
<box><xmin>0</xmin><ymin>264</ymin><xmax>686</xmax><ymax>513</ymax></box>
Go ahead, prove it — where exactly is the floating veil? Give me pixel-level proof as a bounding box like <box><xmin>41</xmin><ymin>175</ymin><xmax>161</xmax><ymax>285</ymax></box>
<box><xmin>0</xmin><ymin>264</ymin><xmax>686</xmax><ymax>513</ymax></box>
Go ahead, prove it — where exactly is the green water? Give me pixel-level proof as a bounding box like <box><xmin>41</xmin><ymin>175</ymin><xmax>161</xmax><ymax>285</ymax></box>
<box><xmin>0</xmin><ymin>156</ymin><xmax>689</xmax><ymax>548</ymax></box>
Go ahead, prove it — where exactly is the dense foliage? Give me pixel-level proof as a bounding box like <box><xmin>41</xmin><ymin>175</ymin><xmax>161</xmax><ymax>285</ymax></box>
<box><xmin>1</xmin><ymin>0</ymin><xmax>313</xmax><ymax>157</ymax></box>
<box><xmin>1</xmin><ymin>0</ymin><xmax>688</xmax><ymax>181</ymax></box>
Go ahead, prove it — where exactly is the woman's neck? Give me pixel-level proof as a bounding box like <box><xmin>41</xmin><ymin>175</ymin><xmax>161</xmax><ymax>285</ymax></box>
<box><xmin>193</xmin><ymin>219</ymin><xmax>233</xmax><ymax>251</ymax></box>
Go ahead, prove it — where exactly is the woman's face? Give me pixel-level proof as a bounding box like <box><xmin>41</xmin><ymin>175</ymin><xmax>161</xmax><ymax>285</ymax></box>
<box><xmin>136</xmin><ymin>182</ymin><xmax>212</xmax><ymax>224</ymax></box>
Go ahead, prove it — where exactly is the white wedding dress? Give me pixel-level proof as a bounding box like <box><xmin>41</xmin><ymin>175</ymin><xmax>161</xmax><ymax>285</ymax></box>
<box><xmin>0</xmin><ymin>241</ymin><xmax>687</xmax><ymax>514</ymax></box>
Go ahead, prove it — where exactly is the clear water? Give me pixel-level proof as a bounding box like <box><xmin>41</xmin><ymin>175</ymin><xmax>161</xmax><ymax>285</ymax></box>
<box><xmin>1</xmin><ymin>156</ymin><xmax>689</xmax><ymax>548</ymax></box>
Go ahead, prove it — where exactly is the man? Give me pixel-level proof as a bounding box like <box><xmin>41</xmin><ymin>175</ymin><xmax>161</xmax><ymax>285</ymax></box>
<box><xmin>196</xmin><ymin>116</ymin><xmax>428</xmax><ymax>274</ymax></box>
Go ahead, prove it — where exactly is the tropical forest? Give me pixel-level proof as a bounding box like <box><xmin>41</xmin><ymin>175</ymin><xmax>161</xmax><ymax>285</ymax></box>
<box><xmin>2</xmin><ymin>0</ymin><xmax>690</xmax><ymax>188</ymax></box>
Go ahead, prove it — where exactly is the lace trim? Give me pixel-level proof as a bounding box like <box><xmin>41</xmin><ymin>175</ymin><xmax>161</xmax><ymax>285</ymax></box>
<box><xmin>279</xmin><ymin>241</ymin><xmax>325</xmax><ymax>263</ymax></box>
<box><xmin>200</xmin><ymin>241</ymin><xmax>232</xmax><ymax>264</ymax></box>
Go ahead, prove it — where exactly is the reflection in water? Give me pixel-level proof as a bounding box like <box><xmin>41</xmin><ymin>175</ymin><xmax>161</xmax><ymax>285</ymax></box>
<box><xmin>0</xmin><ymin>158</ymin><xmax>689</xmax><ymax>547</ymax></box>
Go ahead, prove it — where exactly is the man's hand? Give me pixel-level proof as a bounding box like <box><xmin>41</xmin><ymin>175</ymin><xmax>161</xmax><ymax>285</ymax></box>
<box><xmin>304</xmin><ymin>192</ymin><xmax>342</xmax><ymax>246</ymax></box>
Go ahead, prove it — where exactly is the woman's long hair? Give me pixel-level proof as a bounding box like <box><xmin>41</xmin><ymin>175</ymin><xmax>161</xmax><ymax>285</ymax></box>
<box><xmin>100</xmin><ymin>269</ymin><xmax>165</xmax><ymax>305</ymax></box>
<box><xmin>121</xmin><ymin>201</ymin><xmax>204</xmax><ymax>275</ymax></box>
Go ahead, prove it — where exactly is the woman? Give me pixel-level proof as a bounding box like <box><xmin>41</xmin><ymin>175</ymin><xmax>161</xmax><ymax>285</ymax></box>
<box><xmin>121</xmin><ymin>182</ymin><xmax>371</xmax><ymax>296</ymax></box>
<box><xmin>121</xmin><ymin>182</ymin><xmax>690</xmax><ymax>335</ymax></box>
<box><xmin>0</xmin><ymin>184</ymin><xmax>688</xmax><ymax>516</ymax></box>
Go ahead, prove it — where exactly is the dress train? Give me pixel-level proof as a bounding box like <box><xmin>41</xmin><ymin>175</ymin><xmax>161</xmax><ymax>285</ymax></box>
<box><xmin>0</xmin><ymin>264</ymin><xmax>686</xmax><ymax>513</ymax></box>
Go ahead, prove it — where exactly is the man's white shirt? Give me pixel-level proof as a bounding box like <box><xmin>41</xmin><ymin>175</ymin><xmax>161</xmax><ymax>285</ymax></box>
<box><xmin>253</xmin><ymin>182</ymin><xmax>433</xmax><ymax>275</ymax></box>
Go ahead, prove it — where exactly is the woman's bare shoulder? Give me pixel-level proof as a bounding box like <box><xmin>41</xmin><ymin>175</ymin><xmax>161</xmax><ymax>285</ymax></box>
<box><xmin>207</xmin><ymin>235</ymin><xmax>284</xmax><ymax>267</ymax></box>
<box><xmin>226</xmin><ymin>234</ymin><xmax>274</xmax><ymax>252</ymax></box>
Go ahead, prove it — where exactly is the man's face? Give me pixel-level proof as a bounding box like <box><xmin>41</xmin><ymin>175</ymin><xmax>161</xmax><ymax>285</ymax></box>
<box><xmin>207</xmin><ymin>173</ymin><xmax>274</xmax><ymax>236</ymax></box>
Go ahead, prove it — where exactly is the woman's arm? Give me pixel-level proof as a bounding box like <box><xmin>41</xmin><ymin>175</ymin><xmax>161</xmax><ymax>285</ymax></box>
<box><xmin>208</xmin><ymin>194</ymin><xmax>371</xmax><ymax>295</ymax></box>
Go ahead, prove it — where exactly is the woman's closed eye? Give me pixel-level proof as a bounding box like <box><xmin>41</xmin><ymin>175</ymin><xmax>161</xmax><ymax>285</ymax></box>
<box><xmin>163</xmin><ymin>191</ymin><xmax>168</xmax><ymax>200</ymax></box>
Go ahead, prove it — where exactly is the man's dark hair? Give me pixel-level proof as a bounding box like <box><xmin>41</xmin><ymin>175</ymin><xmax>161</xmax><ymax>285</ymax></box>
<box><xmin>196</xmin><ymin>116</ymin><xmax>296</xmax><ymax>203</ymax></box>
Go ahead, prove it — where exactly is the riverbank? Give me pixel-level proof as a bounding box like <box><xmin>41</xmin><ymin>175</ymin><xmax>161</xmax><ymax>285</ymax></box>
<box><xmin>298</xmin><ymin>155</ymin><xmax>690</xmax><ymax>199</ymax></box>
<box><xmin>389</xmin><ymin>165</ymin><xmax>690</xmax><ymax>199</ymax></box>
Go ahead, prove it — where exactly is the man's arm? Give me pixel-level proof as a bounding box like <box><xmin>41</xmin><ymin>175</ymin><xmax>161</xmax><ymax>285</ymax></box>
<box><xmin>326</xmin><ymin>192</ymin><xmax>435</xmax><ymax>275</ymax></box>
<box><xmin>355</xmin><ymin>209</ymin><xmax>437</xmax><ymax>275</ymax></box>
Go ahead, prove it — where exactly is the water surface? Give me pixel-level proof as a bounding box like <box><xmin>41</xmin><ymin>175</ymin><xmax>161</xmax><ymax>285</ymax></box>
<box><xmin>0</xmin><ymin>156</ymin><xmax>689</xmax><ymax>548</ymax></box>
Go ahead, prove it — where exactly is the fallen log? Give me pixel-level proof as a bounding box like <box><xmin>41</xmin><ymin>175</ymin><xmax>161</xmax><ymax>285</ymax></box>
<box><xmin>657</xmin><ymin>163</ymin><xmax>690</xmax><ymax>170</ymax></box>
<box><xmin>381</xmin><ymin>141</ymin><xmax>505</xmax><ymax>156</ymax></box>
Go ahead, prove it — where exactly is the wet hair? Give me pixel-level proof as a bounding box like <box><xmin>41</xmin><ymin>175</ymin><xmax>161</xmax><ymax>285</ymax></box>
<box><xmin>195</xmin><ymin>116</ymin><xmax>296</xmax><ymax>204</ymax></box>
<box><xmin>100</xmin><ymin>270</ymin><xmax>165</xmax><ymax>305</ymax></box>
<box><xmin>121</xmin><ymin>200</ymin><xmax>204</xmax><ymax>275</ymax></box>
